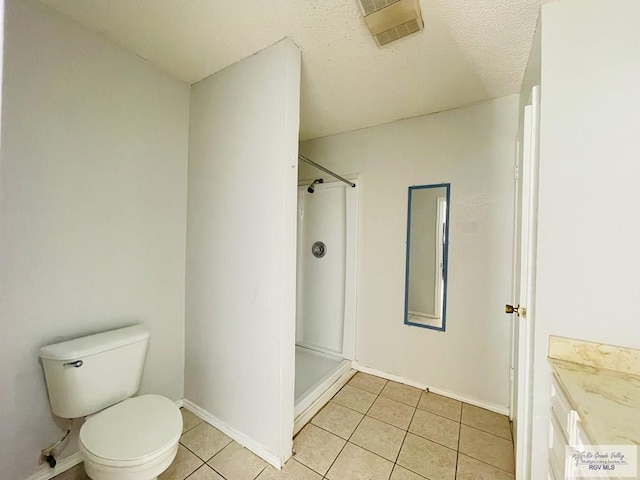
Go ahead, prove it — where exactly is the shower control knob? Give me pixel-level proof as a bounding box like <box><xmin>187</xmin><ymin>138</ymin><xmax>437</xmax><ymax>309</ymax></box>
<box><xmin>312</xmin><ymin>241</ymin><xmax>327</xmax><ymax>258</ymax></box>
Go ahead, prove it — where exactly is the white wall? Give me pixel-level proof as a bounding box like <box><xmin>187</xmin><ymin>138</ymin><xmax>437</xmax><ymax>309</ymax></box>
<box><xmin>301</xmin><ymin>95</ymin><xmax>518</xmax><ymax>410</ymax></box>
<box><xmin>184</xmin><ymin>39</ymin><xmax>300</xmax><ymax>466</ymax></box>
<box><xmin>0</xmin><ymin>1</ymin><xmax>190</xmax><ymax>478</ymax></box>
<box><xmin>530</xmin><ymin>0</ymin><xmax>640</xmax><ymax>476</ymax></box>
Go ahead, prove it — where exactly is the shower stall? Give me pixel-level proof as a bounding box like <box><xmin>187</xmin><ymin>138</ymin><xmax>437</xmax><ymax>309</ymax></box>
<box><xmin>294</xmin><ymin>164</ymin><xmax>358</xmax><ymax>432</ymax></box>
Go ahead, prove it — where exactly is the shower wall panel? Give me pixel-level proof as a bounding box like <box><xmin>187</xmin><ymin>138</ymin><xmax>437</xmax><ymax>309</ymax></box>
<box><xmin>296</xmin><ymin>185</ymin><xmax>347</xmax><ymax>355</ymax></box>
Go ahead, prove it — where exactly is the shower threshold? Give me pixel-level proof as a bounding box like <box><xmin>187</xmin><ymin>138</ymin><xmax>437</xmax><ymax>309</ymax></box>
<box><xmin>294</xmin><ymin>345</ymin><xmax>355</xmax><ymax>434</ymax></box>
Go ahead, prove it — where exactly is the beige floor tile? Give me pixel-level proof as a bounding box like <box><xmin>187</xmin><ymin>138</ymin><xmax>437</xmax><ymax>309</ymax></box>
<box><xmin>409</xmin><ymin>408</ymin><xmax>460</xmax><ymax>450</ymax></box>
<box><xmin>390</xmin><ymin>465</ymin><xmax>427</xmax><ymax>479</ymax></box>
<box><xmin>367</xmin><ymin>396</ymin><xmax>415</xmax><ymax>430</ymax></box>
<box><xmin>380</xmin><ymin>381</ymin><xmax>422</xmax><ymax>407</ymax></box>
<box><xmin>52</xmin><ymin>463</ymin><xmax>90</xmax><ymax>480</ymax></box>
<box><xmin>456</xmin><ymin>454</ymin><xmax>515</xmax><ymax>480</ymax></box>
<box><xmin>350</xmin><ymin>416</ymin><xmax>405</xmax><ymax>461</ymax></box>
<box><xmin>461</xmin><ymin>404</ymin><xmax>512</xmax><ymax>440</ymax></box>
<box><xmin>180</xmin><ymin>422</ymin><xmax>232</xmax><ymax>460</ymax></box>
<box><xmin>332</xmin><ymin>385</ymin><xmax>377</xmax><ymax>413</ymax></box>
<box><xmin>159</xmin><ymin>444</ymin><xmax>203</xmax><ymax>480</ymax></box>
<box><xmin>326</xmin><ymin>442</ymin><xmax>394</xmax><ymax>480</ymax></box>
<box><xmin>292</xmin><ymin>424</ymin><xmax>346</xmax><ymax>475</ymax></box>
<box><xmin>397</xmin><ymin>433</ymin><xmax>457</xmax><ymax>480</ymax></box>
<box><xmin>348</xmin><ymin>372</ymin><xmax>388</xmax><ymax>394</ymax></box>
<box><xmin>311</xmin><ymin>401</ymin><xmax>364</xmax><ymax>439</ymax></box>
<box><xmin>458</xmin><ymin>425</ymin><xmax>514</xmax><ymax>473</ymax></box>
<box><xmin>207</xmin><ymin>442</ymin><xmax>267</xmax><ymax>480</ymax></box>
<box><xmin>181</xmin><ymin>407</ymin><xmax>203</xmax><ymax>434</ymax></box>
<box><xmin>187</xmin><ymin>465</ymin><xmax>225</xmax><ymax>480</ymax></box>
<box><xmin>417</xmin><ymin>391</ymin><xmax>462</xmax><ymax>422</ymax></box>
<box><xmin>256</xmin><ymin>459</ymin><xmax>322</xmax><ymax>480</ymax></box>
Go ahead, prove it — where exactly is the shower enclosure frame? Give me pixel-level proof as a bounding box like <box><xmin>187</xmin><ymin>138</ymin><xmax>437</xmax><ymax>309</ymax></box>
<box><xmin>293</xmin><ymin>175</ymin><xmax>359</xmax><ymax>433</ymax></box>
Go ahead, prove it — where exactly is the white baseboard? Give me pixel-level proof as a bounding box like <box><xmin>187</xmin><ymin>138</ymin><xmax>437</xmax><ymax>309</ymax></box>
<box><xmin>25</xmin><ymin>451</ymin><xmax>83</xmax><ymax>480</ymax></box>
<box><xmin>181</xmin><ymin>400</ymin><xmax>282</xmax><ymax>469</ymax></box>
<box><xmin>352</xmin><ymin>363</ymin><xmax>510</xmax><ymax>416</ymax></box>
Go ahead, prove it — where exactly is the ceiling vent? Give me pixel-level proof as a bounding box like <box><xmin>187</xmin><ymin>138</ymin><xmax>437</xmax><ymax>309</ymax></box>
<box><xmin>357</xmin><ymin>0</ymin><xmax>424</xmax><ymax>47</ymax></box>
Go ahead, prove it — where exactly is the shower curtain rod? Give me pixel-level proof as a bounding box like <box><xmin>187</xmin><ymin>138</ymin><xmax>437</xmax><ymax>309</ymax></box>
<box><xmin>298</xmin><ymin>154</ymin><xmax>356</xmax><ymax>188</ymax></box>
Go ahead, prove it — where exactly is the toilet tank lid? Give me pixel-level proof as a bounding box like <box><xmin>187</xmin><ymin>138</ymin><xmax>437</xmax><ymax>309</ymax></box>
<box><xmin>40</xmin><ymin>325</ymin><xmax>150</xmax><ymax>361</ymax></box>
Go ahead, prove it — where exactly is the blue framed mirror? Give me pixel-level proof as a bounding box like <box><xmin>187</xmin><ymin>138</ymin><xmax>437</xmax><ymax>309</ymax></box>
<box><xmin>404</xmin><ymin>183</ymin><xmax>450</xmax><ymax>331</ymax></box>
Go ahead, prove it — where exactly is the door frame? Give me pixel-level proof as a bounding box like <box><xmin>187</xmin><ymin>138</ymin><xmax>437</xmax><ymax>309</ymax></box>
<box><xmin>510</xmin><ymin>85</ymin><xmax>540</xmax><ymax>480</ymax></box>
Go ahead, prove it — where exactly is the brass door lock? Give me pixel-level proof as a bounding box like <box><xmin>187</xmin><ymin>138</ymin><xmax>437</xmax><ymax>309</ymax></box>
<box><xmin>505</xmin><ymin>304</ymin><xmax>527</xmax><ymax>317</ymax></box>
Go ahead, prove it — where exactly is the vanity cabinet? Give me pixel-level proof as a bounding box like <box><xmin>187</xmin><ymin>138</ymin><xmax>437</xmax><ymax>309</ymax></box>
<box><xmin>548</xmin><ymin>378</ymin><xmax>571</xmax><ymax>479</ymax></box>
<box><xmin>548</xmin><ymin>377</ymin><xmax>611</xmax><ymax>480</ymax></box>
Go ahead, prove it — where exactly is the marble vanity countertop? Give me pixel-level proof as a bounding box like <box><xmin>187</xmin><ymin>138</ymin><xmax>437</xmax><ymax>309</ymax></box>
<box><xmin>548</xmin><ymin>336</ymin><xmax>640</xmax><ymax>447</ymax></box>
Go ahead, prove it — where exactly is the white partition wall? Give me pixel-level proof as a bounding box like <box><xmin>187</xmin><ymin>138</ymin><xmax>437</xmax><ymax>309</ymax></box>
<box><xmin>184</xmin><ymin>39</ymin><xmax>301</xmax><ymax>467</ymax></box>
<box><xmin>529</xmin><ymin>1</ymin><xmax>640</xmax><ymax>476</ymax></box>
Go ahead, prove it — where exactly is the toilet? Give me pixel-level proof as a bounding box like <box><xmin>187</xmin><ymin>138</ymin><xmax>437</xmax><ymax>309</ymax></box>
<box><xmin>40</xmin><ymin>325</ymin><xmax>182</xmax><ymax>480</ymax></box>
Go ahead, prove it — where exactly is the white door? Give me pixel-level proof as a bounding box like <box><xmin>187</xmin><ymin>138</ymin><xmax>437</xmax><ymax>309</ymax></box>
<box><xmin>510</xmin><ymin>86</ymin><xmax>540</xmax><ymax>480</ymax></box>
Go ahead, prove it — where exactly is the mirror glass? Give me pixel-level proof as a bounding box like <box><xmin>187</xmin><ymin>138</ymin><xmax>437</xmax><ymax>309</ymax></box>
<box><xmin>404</xmin><ymin>183</ymin><xmax>450</xmax><ymax>331</ymax></box>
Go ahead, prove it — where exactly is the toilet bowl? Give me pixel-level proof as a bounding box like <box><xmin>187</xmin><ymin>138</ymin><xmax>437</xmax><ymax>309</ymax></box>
<box><xmin>80</xmin><ymin>395</ymin><xmax>182</xmax><ymax>480</ymax></box>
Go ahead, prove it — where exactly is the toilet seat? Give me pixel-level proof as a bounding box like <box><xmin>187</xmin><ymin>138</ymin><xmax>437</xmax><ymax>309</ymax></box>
<box><xmin>80</xmin><ymin>394</ymin><xmax>182</xmax><ymax>466</ymax></box>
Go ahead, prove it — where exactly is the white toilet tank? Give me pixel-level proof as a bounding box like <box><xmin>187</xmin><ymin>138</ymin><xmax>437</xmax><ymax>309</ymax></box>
<box><xmin>40</xmin><ymin>325</ymin><xmax>150</xmax><ymax>418</ymax></box>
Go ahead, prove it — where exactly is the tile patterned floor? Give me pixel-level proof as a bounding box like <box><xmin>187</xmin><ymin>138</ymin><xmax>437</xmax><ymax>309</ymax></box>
<box><xmin>54</xmin><ymin>372</ymin><xmax>514</xmax><ymax>480</ymax></box>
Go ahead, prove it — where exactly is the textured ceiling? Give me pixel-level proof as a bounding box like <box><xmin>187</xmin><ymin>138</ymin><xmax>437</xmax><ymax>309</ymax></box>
<box><xmin>39</xmin><ymin>0</ymin><xmax>545</xmax><ymax>140</ymax></box>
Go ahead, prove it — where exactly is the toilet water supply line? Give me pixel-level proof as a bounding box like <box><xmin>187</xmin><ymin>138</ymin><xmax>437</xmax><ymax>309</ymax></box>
<box><xmin>40</xmin><ymin>418</ymin><xmax>73</xmax><ymax>468</ymax></box>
